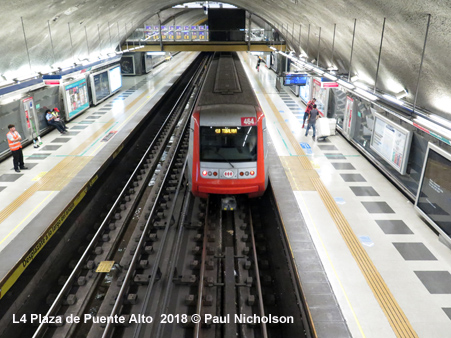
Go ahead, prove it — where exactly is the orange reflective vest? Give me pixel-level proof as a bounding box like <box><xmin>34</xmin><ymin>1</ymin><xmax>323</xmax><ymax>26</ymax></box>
<box><xmin>7</xmin><ymin>131</ymin><xmax>22</xmax><ymax>151</ymax></box>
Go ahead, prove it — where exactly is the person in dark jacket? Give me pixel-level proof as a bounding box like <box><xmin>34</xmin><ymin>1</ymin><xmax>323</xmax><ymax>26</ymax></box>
<box><xmin>305</xmin><ymin>104</ymin><xmax>320</xmax><ymax>138</ymax></box>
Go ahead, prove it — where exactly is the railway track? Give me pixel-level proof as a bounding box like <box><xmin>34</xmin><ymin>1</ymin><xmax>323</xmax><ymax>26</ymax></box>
<box><xmin>1</xmin><ymin>53</ymin><xmax>312</xmax><ymax>338</ymax></box>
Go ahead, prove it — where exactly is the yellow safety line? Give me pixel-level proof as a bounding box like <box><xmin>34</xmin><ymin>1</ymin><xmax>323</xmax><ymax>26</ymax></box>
<box><xmin>296</xmin><ymin>187</ymin><xmax>367</xmax><ymax>337</ymax></box>
<box><xmin>0</xmin><ymin>191</ymin><xmax>55</xmax><ymax>246</ymax></box>
<box><xmin>245</xmin><ymin>53</ymin><xmax>418</xmax><ymax>338</ymax></box>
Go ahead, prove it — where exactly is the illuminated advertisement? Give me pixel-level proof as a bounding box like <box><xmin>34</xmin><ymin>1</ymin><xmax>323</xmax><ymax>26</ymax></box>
<box><xmin>415</xmin><ymin>143</ymin><xmax>451</xmax><ymax>240</ymax></box>
<box><xmin>176</xmin><ymin>30</ymin><xmax>182</xmax><ymax>40</ymax></box>
<box><xmin>312</xmin><ymin>78</ymin><xmax>328</xmax><ymax>114</ymax></box>
<box><xmin>299</xmin><ymin>77</ymin><xmax>311</xmax><ymax>103</ymax></box>
<box><xmin>343</xmin><ymin>96</ymin><xmax>354</xmax><ymax>136</ymax></box>
<box><xmin>90</xmin><ymin>70</ymin><xmax>110</xmax><ymax>105</ymax></box>
<box><xmin>63</xmin><ymin>78</ymin><xmax>89</xmax><ymax>119</ymax></box>
<box><xmin>109</xmin><ymin>66</ymin><xmax>122</xmax><ymax>93</ymax></box>
<box><xmin>199</xmin><ymin>31</ymin><xmax>206</xmax><ymax>40</ymax></box>
<box><xmin>370</xmin><ymin>113</ymin><xmax>412</xmax><ymax>174</ymax></box>
<box><xmin>192</xmin><ymin>31</ymin><xmax>198</xmax><ymax>40</ymax></box>
<box><xmin>120</xmin><ymin>55</ymin><xmax>135</xmax><ymax>75</ymax></box>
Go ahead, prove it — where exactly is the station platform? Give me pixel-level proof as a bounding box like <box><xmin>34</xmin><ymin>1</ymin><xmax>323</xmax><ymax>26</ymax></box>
<box><xmin>0</xmin><ymin>51</ymin><xmax>198</xmax><ymax>298</ymax></box>
<box><xmin>0</xmin><ymin>50</ymin><xmax>450</xmax><ymax>338</ymax></box>
<box><xmin>237</xmin><ymin>52</ymin><xmax>451</xmax><ymax>337</ymax></box>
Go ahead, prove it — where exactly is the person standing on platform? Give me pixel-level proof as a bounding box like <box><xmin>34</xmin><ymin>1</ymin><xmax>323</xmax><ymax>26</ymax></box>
<box><xmin>305</xmin><ymin>104</ymin><xmax>320</xmax><ymax>139</ymax></box>
<box><xmin>302</xmin><ymin>98</ymin><xmax>316</xmax><ymax>128</ymax></box>
<box><xmin>45</xmin><ymin>109</ymin><xmax>67</xmax><ymax>134</ymax></box>
<box><xmin>6</xmin><ymin>124</ymin><xmax>28</xmax><ymax>173</ymax></box>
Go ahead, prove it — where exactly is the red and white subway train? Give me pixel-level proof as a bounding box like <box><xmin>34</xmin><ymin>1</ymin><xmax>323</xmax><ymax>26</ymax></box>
<box><xmin>188</xmin><ymin>52</ymin><xmax>268</xmax><ymax>198</ymax></box>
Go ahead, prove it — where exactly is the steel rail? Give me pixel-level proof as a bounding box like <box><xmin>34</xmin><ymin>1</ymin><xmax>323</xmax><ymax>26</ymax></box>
<box><xmin>32</xmin><ymin>60</ymin><xmax>201</xmax><ymax>338</ymax></box>
<box><xmin>249</xmin><ymin>208</ymin><xmax>269</xmax><ymax>338</ymax></box>
<box><xmin>104</xmin><ymin>73</ymin><xmax>199</xmax><ymax>338</ymax></box>
<box><xmin>193</xmin><ymin>197</ymin><xmax>211</xmax><ymax>338</ymax></box>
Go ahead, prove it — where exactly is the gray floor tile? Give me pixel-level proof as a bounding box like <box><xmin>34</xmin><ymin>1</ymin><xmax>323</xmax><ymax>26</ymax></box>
<box><xmin>51</xmin><ymin>138</ymin><xmax>71</xmax><ymax>143</ymax></box>
<box><xmin>350</xmin><ymin>186</ymin><xmax>379</xmax><ymax>196</ymax></box>
<box><xmin>318</xmin><ymin>145</ymin><xmax>338</xmax><ymax>150</ymax></box>
<box><xmin>40</xmin><ymin>145</ymin><xmax>62</xmax><ymax>151</ymax></box>
<box><xmin>0</xmin><ymin>174</ymin><xmax>23</xmax><ymax>182</ymax></box>
<box><xmin>78</xmin><ymin>121</ymin><xmax>94</xmax><ymax>124</ymax></box>
<box><xmin>0</xmin><ymin>186</ymin><xmax>5</xmax><ymax>192</ymax></box>
<box><xmin>375</xmin><ymin>220</ymin><xmax>413</xmax><ymax>234</ymax></box>
<box><xmin>393</xmin><ymin>243</ymin><xmax>437</xmax><ymax>260</ymax></box>
<box><xmin>325</xmin><ymin>153</ymin><xmax>346</xmax><ymax>159</ymax></box>
<box><xmin>29</xmin><ymin>153</ymin><xmax>51</xmax><ymax>160</ymax></box>
<box><xmin>63</xmin><ymin>131</ymin><xmax>80</xmax><ymax>136</ymax></box>
<box><xmin>362</xmin><ymin>202</ymin><xmax>395</xmax><ymax>213</ymax></box>
<box><xmin>443</xmin><ymin>308</ymin><xmax>451</xmax><ymax>320</ymax></box>
<box><xmin>10</xmin><ymin>163</ymin><xmax>39</xmax><ymax>170</ymax></box>
<box><xmin>99</xmin><ymin>108</ymin><xmax>111</xmax><ymax>111</ymax></box>
<box><xmin>340</xmin><ymin>173</ymin><xmax>367</xmax><ymax>182</ymax></box>
<box><xmin>415</xmin><ymin>271</ymin><xmax>451</xmax><ymax>294</ymax></box>
<box><xmin>93</xmin><ymin>111</ymin><xmax>107</xmax><ymax>114</ymax></box>
<box><xmin>331</xmin><ymin>163</ymin><xmax>355</xmax><ymax>170</ymax></box>
<box><xmin>70</xmin><ymin>126</ymin><xmax>88</xmax><ymax>130</ymax></box>
<box><xmin>86</xmin><ymin>116</ymin><xmax>101</xmax><ymax>119</ymax></box>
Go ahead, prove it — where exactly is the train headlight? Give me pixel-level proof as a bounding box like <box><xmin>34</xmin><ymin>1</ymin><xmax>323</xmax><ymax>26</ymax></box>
<box><xmin>245</xmin><ymin>171</ymin><xmax>249</xmax><ymax>176</ymax></box>
<box><xmin>240</xmin><ymin>172</ymin><xmax>244</xmax><ymax>176</ymax></box>
<box><xmin>208</xmin><ymin>171</ymin><xmax>212</xmax><ymax>176</ymax></box>
<box><xmin>250</xmin><ymin>171</ymin><xmax>255</xmax><ymax>176</ymax></box>
<box><xmin>213</xmin><ymin>171</ymin><xmax>218</xmax><ymax>176</ymax></box>
<box><xmin>202</xmin><ymin>170</ymin><xmax>208</xmax><ymax>176</ymax></box>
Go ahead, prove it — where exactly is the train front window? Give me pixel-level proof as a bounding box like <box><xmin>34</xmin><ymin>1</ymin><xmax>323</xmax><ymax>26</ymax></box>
<box><xmin>200</xmin><ymin>126</ymin><xmax>257</xmax><ymax>162</ymax></box>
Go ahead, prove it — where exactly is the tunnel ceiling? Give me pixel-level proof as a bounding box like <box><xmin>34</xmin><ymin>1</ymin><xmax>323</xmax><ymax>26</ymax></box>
<box><xmin>1</xmin><ymin>0</ymin><xmax>450</xmax><ymax>121</ymax></box>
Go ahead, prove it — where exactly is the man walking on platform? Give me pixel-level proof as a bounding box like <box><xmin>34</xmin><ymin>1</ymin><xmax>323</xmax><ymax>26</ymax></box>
<box><xmin>6</xmin><ymin>124</ymin><xmax>28</xmax><ymax>173</ymax></box>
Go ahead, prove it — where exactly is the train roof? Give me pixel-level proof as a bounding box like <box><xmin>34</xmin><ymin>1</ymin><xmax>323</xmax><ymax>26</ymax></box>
<box><xmin>197</xmin><ymin>52</ymin><xmax>259</xmax><ymax>107</ymax></box>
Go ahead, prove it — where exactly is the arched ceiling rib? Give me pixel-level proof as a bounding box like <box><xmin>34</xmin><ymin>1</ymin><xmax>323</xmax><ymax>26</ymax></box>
<box><xmin>1</xmin><ymin>0</ymin><xmax>450</xmax><ymax>120</ymax></box>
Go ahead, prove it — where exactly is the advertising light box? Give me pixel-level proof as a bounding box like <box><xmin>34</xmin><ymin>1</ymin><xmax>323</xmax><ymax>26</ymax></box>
<box><xmin>415</xmin><ymin>143</ymin><xmax>451</xmax><ymax>241</ymax></box>
<box><xmin>370</xmin><ymin>113</ymin><xmax>412</xmax><ymax>175</ymax></box>
<box><xmin>62</xmin><ymin>78</ymin><xmax>90</xmax><ymax>120</ymax></box>
<box><xmin>109</xmin><ymin>66</ymin><xmax>122</xmax><ymax>93</ymax></box>
<box><xmin>90</xmin><ymin>70</ymin><xmax>110</xmax><ymax>105</ymax></box>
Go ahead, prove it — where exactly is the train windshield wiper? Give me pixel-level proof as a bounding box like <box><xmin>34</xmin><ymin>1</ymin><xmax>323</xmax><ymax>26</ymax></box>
<box><xmin>215</xmin><ymin>149</ymin><xmax>235</xmax><ymax>168</ymax></box>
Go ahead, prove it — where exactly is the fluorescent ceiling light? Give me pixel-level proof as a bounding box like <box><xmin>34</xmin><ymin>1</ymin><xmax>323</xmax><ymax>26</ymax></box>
<box><xmin>337</xmin><ymin>79</ymin><xmax>355</xmax><ymax>89</ymax></box>
<box><xmin>355</xmin><ymin>88</ymin><xmax>377</xmax><ymax>101</ymax></box>
<box><xmin>414</xmin><ymin>116</ymin><xmax>451</xmax><ymax>136</ymax></box>
<box><xmin>147</xmin><ymin>52</ymin><xmax>165</xmax><ymax>55</ymax></box>
<box><xmin>350</xmin><ymin>75</ymin><xmax>359</xmax><ymax>82</ymax></box>
<box><xmin>382</xmin><ymin>94</ymin><xmax>404</xmax><ymax>106</ymax></box>
<box><xmin>395</xmin><ymin>90</ymin><xmax>408</xmax><ymax>100</ymax></box>
<box><xmin>269</xmin><ymin>46</ymin><xmax>277</xmax><ymax>51</ymax></box>
<box><xmin>312</xmin><ymin>68</ymin><xmax>324</xmax><ymax>75</ymax></box>
<box><xmin>322</xmin><ymin>73</ymin><xmax>337</xmax><ymax>81</ymax></box>
<box><xmin>429</xmin><ymin>114</ymin><xmax>451</xmax><ymax>130</ymax></box>
<box><xmin>354</xmin><ymin>81</ymin><xmax>369</xmax><ymax>90</ymax></box>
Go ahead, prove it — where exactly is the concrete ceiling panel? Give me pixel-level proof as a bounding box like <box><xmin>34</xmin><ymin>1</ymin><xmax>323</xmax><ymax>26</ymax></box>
<box><xmin>0</xmin><ymin>0</ymin><xmax>450</xmax><ymax>120</ymax></box>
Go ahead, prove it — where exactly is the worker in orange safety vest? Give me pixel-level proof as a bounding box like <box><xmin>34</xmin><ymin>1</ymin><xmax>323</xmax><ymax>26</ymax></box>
<box><xmin>6</xmin><ymin>124</ymin><xmax>28</xmax><ymax>173</ymax></box>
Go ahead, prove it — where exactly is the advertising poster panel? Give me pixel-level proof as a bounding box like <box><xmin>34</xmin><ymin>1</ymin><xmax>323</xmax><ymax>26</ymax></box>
<box><xmin>415</xmin><ymin>144</ymin><xmax>451</xmax><ymax>240</ymax></box>
<box><xmin>120</xmin><ymin>56</ymin><xmax>135</xmax><ymax>75</ymax></box>
<box><xmin>343</xmin><ymin>96</ymin><xmax>354</xmax><ymax>136</ymax></box>
<box><xmin>109</xmin><ymin>66</ymin><xmax>122</xmax><ymax>93</ymax></box>
<box><xmin>63</xmin><ymin>78</ymin><xmax>89</xmax><ymax>119</ymax></box>
<box><xmin>370</xmin><ymin>113</ymin><xmax>412</xmax><ymax>174</ymax></box>
<box><xmin>312</xmin><ymin>78</ymin><xmax>328</xmax><ymax>114</ymax></box>
<box><xmin>91</xmin><ymin>71</ymin><xmax>110</xmax><ymax>105</ymax></box>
